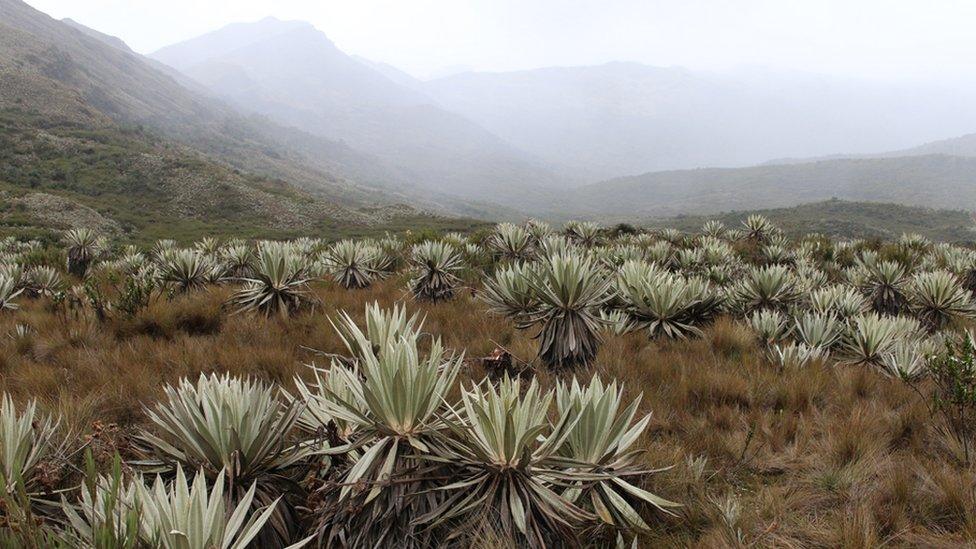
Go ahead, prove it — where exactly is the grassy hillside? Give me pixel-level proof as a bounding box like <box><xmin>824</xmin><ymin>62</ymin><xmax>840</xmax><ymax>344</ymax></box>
<box><xmin>0</xmin><ymin>0</ymin><xmax>496</xmax><ymax>218</ymax></box>
<box><xmin>0</xmin><ymin>108</ymin><xmax>483</xmax><ymax>244</ymax></box>
<box><xmin>646</xmin><ymin>199</ymin><xmax>976</xmax><ymax>242</ymax></box>
<box><xmin>572</xmin><ymin>155</ymin><xmax>976</xmax><ymax>218</ymax></box>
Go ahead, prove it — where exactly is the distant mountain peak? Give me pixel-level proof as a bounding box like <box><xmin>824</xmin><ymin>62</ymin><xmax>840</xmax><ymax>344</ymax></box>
<box><xmin>150</xmin><ymin>16</ymin><xmax>327</xmax><ymax>72</ymax></box>
<box><xmin>245</xmin><ymin>16</ymin><xmax>317</xmax><ymax>34</ymax></box>
<box><xmin>144</xmin><ymin>14</ymin><xmax>565</xmax><ymax>211</ymax></box>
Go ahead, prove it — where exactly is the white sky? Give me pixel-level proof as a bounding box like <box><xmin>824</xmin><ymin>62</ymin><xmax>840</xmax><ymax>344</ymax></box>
<box><xmin>23</xmin><ymin>0</ymin><xmax>976</xmax><ymax>81</ymax></box>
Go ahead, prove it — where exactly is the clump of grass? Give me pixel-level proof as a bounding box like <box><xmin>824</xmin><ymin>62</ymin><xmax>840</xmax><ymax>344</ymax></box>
<box><xmin>115</xmin><ymin>291</ymin><xmax>224</xmax><ymax>339</ymax></box>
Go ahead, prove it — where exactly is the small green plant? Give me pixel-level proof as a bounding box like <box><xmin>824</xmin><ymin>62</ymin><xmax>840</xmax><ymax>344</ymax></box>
<box><xmin>742</xmin><ymin>214</ymin><xmax>776</xmax><ymax>242</ymax></box>
<box><xmin>408</xmin><ymin>241</ymin><xmax>464</xmax><ymax>302</ymax></box>
<box><xmin>521</xmin><ymin>253</ymin><xmax>611</xmax><ymax>369</ymax></box>
<box><xmin>926</xmin><ymin>333</ymin><xmax>976</xmax><ymax>464</ymax></box>
<box><xmin>908</xmin><ymin>270</ymin><xmax>976</xmax><ymax>331</ymax></box>
<box><xmin>64</xmin><ymin>228</ymin><xmax>100</xmax><ymax>278</ymax></box>
<box><xmin>137</xmin><ymin>374</ymin><xmax>310</xmax><ymax>545</ymax></box>
<box><xmin>422</xmin><ymin>377</ymin><xmax>593</xmax><ymax>547</ymax></box>
<box><xmin>60</xmin><ymin>452</ymin><xmax>142</xmax><ymax>549</ymax></box>
<box><xmin>0</xmin><ymin>394</ymin><xmax>62</xmax><ymax>545</ymax></box>
<box><xmin>748</xmin><ymin>309</ymin><xmax>789</xmax><ymax>346</ymax></box>
<box><xmin>564</xmin><ymin>221</ymin><xmax>602</xmax><ymax>248</ymax></box>
<box><xmin>480</xmin><ymin>262</ymin><xmax>539</xmax><ymax>320</ymax></box>
<box><xmin>136</xmin><ymin>466</ymin><xmax>301</xmax><ymax>549</ymax></box>
<box><xmin>321</xmin><ymin>239</ymin><xmax>377</xmax><ymax>289</ymax></box>
<box><xmin>554</xmin><ymin>376</ymin><xmax>679</xmax><ymax>535</ymax></box>
<box><xmin>858</xmin><ymin>260</ymin><xmax>910</xmax><ymax>316</ymax></box>
<box><xmin>115</xmin><ymin>273</ymin><xmax>156</xmax><ymax>317</ymax></box>
<box><xmin>230</xmin><ymin>244</ymin><xmax>315</xmax><ymax>318</ymax></box>
<box><xmin>488</xmin><ymin>223</ymin><xmax>535</xmax><ymax>262</ymax></box>
<box><xmin>730</xmin><ymin>264</ymin><xmax>801</xmax><ymax>314</ymax></box>
<box><xmin>26</xmin><ymin>266</ymin><xmax>64</xmax><ymax>297</ymax></box>
<box><xmin>0</xmin><ymin>274</ymin><xmax>23</xmax><ymax>312</ymax></box>
<box><xmin>793</xmin><ymin>312</ymin><xmax>843</xmax><ymax>350</ymax></box>
<box><xmin>310</xmin><ymin>314</ymin><xmax>462</xmax><ymax>548</ymax></box>
<box><xmin>83</xmin><ymin>278</ymin><xmax>111</xmax><ymax>322</ymax></box>
<box><xmin>157</xmin><ymin>249</ymin><xmax>211</xmax><ymax>294</ymax></box>
<box><xmin>615</xmin><ymin>264</ymin><xmax>722</xmax><ymax>339</ymax></box>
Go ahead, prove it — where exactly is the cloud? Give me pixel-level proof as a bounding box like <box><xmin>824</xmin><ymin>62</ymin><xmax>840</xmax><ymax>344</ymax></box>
<box><xmin>24</xmin><ymin>0</ymin><xmax>976</xmax><ymax>80</ymax></box>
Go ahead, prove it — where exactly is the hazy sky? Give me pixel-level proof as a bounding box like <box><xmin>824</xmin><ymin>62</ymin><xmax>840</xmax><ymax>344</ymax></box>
<box><xmin>24</xmin><ymin>0</ymin><xmax>976</xmax><ymax>80</ymax></box>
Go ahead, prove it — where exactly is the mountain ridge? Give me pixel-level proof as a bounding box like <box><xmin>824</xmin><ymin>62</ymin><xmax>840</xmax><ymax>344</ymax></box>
<box><xmin>764</xmin><ymin>132</ymin><xmax>976</xmax><ymax>166</ymax></box>
<box><xmin>567</xmin><ymin>154</ymin><xmax>976</xmax><ymax>220</ymax></box>
<box><xmin>147</xmin><ymin>17</ymin><xmax>570</xmax><ymax>211</ymax></box>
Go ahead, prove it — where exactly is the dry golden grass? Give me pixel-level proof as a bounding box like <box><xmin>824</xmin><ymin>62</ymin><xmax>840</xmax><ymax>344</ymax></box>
<box><xmin>2</xmin><ymin>277</ymin><xmax>976</xmax><ymax>547</ymax></box>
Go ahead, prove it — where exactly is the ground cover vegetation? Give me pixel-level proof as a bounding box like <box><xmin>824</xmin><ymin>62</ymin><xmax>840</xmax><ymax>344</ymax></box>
<box><xmin>1</xmin><ymin>217</ymin><xmax>976</xmax><ymax>546</ymax></box>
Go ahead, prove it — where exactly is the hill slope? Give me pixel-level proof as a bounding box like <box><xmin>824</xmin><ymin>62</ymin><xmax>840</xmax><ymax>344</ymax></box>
<box><xmin>0</xmin><ymin>107</ymin><xmax>484</xmax><ymax>243</ymax></box>
<box><xmin>149</xmin><ymin>18</ymin><xmax>566</xmax><ymax>209</ymax></box>
<box><xmin>0</xmin><ymin>108</ymin><xmax>369</xmax><ymax>242</ymax></box>
<box><xmin>650</xmin><ymin>200</ymin><xmax>976</xmax><ymax>242</ymax></box>
<box><xmin>897</xmin><ymin>133</ymin><xmax>976</xmax><ymax>158</ymax></box>
<box><xmin>0</xmin><ymin>0</ymin><xmax>484</xmax><ymax>241</ymax></box>
<box><xmin>766</xmin><ymin>132</ymin><xmax>976</xmax><ymax>166</ymax></box>
<box><xmin>1</xmin><ymin>0</ymin><xmax>494</xmax><ymax>217</ymax></box>
<box><xmin>569</xmin><ymin>155</ymin><xmax>976</xmax><ymax>219</ymax></box>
